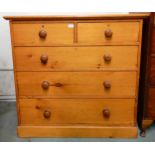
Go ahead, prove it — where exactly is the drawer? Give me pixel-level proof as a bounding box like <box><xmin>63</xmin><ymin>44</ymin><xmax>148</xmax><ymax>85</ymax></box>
<box><xmin>146</xmin><ymin>88</ymin><xmax>155</xmax><ymax>118</ymax></box>
<box><xmin>78</xmin><ymin>22</ymin><xmax>140</xmax><ymax>44</ymax></box>
<box><xmin>19</xmin><ymin>99</ymin><xmax>135</xmax><ymax>126</ymax></box>
<box><xmin>14</xmin><ymin>46</ymin><xmax>139</xmax><ymax>71</ymax></box>
<box><xmin>16</xmin><ymin>72</ymin><xmax>137</xmax><ymax>98</ymax></box>
<box><xmin>149</xmin><ymin>57</ymin><xmax>155</xmax><ymax>85</ymax></box>
<box><xmin>12</xmin><ymin>23</ymin><xmax>74</xmax><ymax>45</ymax></box>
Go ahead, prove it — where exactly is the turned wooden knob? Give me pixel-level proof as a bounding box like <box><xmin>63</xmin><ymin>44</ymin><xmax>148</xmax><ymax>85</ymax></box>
<box><xmin>40</xmin><ymin>54</ymin><xmax>48</xmax><ymax>64</ymax></box>
<box><xmin>43</xmin><ymin>110</ymin><xmax>51</xmax><ymax>119</ymax></box>
<box><xmin>42</xmin><ymin>81</ymin><xmax>50</xmax><ymax>89</ymax></box>
<box><xmin>103</xmin><ymin>81</ymin><xmax>111</xmax><ymax>89</ymax></box>
<box><xmin>39</xmin><ymin>30</ymin><xmax>47</xmax><ymax>39</ymax></box>
<box><xmin>104</xmin><ymin>29</ymin><xmax>113</xmax><ymax>38</ymax></box>
<box><xmin>104</xmin><ymin>54</ymin><xmax>112</xmax><ymax>62</ymax></box>
<box><xmin>103</xmin><ymin>109</ymin><xmax>110</xmax><ymax>118</ymax></box>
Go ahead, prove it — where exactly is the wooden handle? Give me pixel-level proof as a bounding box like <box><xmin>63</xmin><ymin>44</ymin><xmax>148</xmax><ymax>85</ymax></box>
<box><xmin>42</xmin><ymin>81</ymin><xmax>50</xmax><ymax>89</ymax></box>
<box><xmin>39</xmin><ymin>30</ymin><xmax>47</xmax><ymax>39</ymax></box>
<box><xmin>104</xmin><ymin>54</ymin><xmax>112</xmax><ymax>62</ymax></box>
<box><xmin>103</xmin><ymin>109</ymin><xmax>110</xmax><ymax>118</ymax></box>
<box><xmin>103</xmin><ymin>81</ymin><xmax>111</xmax><ymax>89</ymax></box>
<box><xmin>40</xmin><ymin>54</ymin><xmax>48</xmax><ymax>64</ymax></box>
<box><xmin>43</xmin><ymin>110</ymin><xmax>51</xmax><ymax>119</ymax></box>
<box><xmin>104</xmin><ymin>29</ymin><xmax>113</xmax><ymax>38</ymax></box>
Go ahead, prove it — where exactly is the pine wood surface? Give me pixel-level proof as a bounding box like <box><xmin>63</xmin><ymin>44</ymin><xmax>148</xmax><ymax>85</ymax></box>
<box><xmin>14</xmin><ymin>46</ymin><xmax>139</xmax><ymax>71</ymax></box>
<box><xmin>5</xmin><ymin>14</ymin><xmax>144</xmax><ymax>138</ymax></box>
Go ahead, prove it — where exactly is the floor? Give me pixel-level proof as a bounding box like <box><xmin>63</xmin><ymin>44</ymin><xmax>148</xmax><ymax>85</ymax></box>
<box><xmin>0</xmin><ymin>101</ymin><xmax>155</xmax><ymax>142</ymax></box>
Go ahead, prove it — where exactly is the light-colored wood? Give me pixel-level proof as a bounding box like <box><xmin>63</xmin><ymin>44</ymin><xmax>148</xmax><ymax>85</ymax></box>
<box><xmin>78</xmin><ymin>22</ymin><xmax>140</xmax><ymax>43</ymax></box>
<box><xmin>142</xmin><ymin>119</ymin><xmax>154</xmax><ymax>130</ymax></box>
<box><xmin>5</xmin><ymin>15</ymin><xmax>144</xmax><ymax>138</ymax></box>
<box><xmin>134</xmin><ymin>20</ymin><xmax>143</xmax><ymax>123</ymax></box>
<box><xmin>19</xmin><ymin>98</ymin><xmax>135</xmax><ymax>126</ymax></box>
<box><xmin>17</xmin><ymin>126</ymin><xmax>138</xmax><ymax>138</ymax></box>
<box><xmin>9</xmin><ymin>21</ymin><xmax>21</xmax><ymax>124</ymax></box>
<box><xmin>12</xmin><ymin>23</ymin><xmax>74</xmax><ymax>45</ymax></box>
<box><xmin>14</xmin><ymin>46</ymin><xmax>139</xmax><ymax>71</ymax></box>
<box><xmin>16</xmin><ymin>72</ymin><xmax>137</xmax><ymax>98</ymax></box>
<box><xmin>14</xmin><ymin>42</ymin><xmax>141</xmax><ymax>47</ymax></box>
<box><xmin>4</xmin><ymin>13</ymin><xmax>150</xmax><ymax>21</ymax></box>
<box><xmin>11</xmin><ymin>21</ymin><xmax>141</xmax><ymax>46</ymax></box>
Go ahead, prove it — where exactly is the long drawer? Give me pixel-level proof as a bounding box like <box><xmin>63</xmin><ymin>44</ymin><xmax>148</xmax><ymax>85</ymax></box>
<box><xmin>16</xmin><ymin>72</ymin><xmax>137</xmax><ymax>98</ymax></box>
<box><xmin>14</xmin><ymin>46</ymin><xmax>139</xmax><ymax>71</ymax></box>
<box><xmin>19</xmin><ymin>99</ymin><xmax>135</xmax><ymax>126</ymax></box>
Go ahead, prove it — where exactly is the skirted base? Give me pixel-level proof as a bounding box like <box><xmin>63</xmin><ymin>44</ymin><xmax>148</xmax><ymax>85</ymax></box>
<box><xmin>17</xmin><ymin>125</ymin><xmax>138</xmax><ymax>138</ymax></box>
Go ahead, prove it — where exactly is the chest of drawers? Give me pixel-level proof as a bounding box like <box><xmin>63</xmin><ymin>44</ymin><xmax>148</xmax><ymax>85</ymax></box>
<box><xmin>138</xmin><ymin>13</ymin><xmax>155</xmax><ymax>136</ymax></box>
<box><xmin>4</xmin><ymin>14</ymin><xmax>147</xmax><ymax>138</ymax></box>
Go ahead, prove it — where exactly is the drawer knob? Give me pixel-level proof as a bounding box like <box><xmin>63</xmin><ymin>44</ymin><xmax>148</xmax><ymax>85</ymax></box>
<box><xmin>39</xmin><ymin>30</ymin><xmax>47</xmax><ymax>39</ymax></box>
<box><xmin>43</xmin><ymin>110</ymin><xmax>51</xmax><ymax>119</ymax></box>
<box><xmin>103</xmin><ymin>81</ymin><xmax>111</xmax><ymax>89</ymax></box>
<box><xmin>40</xmin><ymin>54</ymin><xmax>48</xmax><ymax>64</ymax></box>
<box><xmin>42</xmin><ymin>81</ymin><xmax>50</xmax><ymax>89</ymax></box>
<box><xmin>103</xmin><ymin>109</ymin><xmax>110</xmax><ymax>118</ymax></box>
<box><xmin>104</xmin><ymin>29</ymin><xmax>113</xmax><ymax>38</ymax></box>
<box><xmin>104</xmin><ymin>54</ymin><xmax>112</xmax><ymax>62</ymax></box>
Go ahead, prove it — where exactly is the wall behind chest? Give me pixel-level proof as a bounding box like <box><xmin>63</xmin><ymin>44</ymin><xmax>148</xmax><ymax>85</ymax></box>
<box><xmin>0</xmin><ymin>13</ymin><xmax>14</xmax><ymax>100</ymax></box>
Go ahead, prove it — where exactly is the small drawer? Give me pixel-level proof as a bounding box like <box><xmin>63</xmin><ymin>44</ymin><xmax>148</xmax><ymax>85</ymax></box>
<box><xmin>14</xmin><ymin>46</ymin><xmax>138</xmax><ymax>71</ymax></box>
<box><xmin>16</xmin><ymin>71</ymin><xmax>137</xmax><ymax>98</ymax></box>
<box><xmin>12</xmin><ymin>23</ymin><xmax>74</xmax><ymax>45</ymax></box>
<box><xmin>78</xmin><ymin>22</ymin><xmax>140</xmax><ymax>44</ymax></box>
<box><xmin>19</xmin><ymin>98</ymin><xmax>135</xmax><ymax>126</ymax></box>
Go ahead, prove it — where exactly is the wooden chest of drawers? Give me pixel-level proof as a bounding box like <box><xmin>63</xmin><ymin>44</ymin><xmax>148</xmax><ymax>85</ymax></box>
<box><xmin>138</xmin><ymin>13</ymin><xmax>155</xmax><ymax>136</ymax></box>
<box><xmin>4</xmin><ymin>14</ymin><xmax>147</xmax><ymax>138</ymax></box>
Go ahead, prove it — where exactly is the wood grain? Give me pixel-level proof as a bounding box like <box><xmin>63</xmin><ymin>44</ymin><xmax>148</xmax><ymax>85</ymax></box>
<box><xmin>16</xmin><ymin>72</ymin><xmax>137</xmax><ymax>98</ymax></box>
<box><xmin>78</xmin><ymin>22</ymin><xmax>140</xmax><ymax>43</ymax></box>
<box><xmin>17</xmin><ymin>126</ymin><xmax>138</xmax><ymax>138</ymax></box>
<box><xmin>12</xmin><ymin>23</ymin><xmax>74</xmax><ymax>45</ymax></box>
<box><xmin>14</xmin><ymin>46</ymin><xmax>139</xmax><ymax>71</ymax></box>
<box><xmin>5</xmin><ymin>15</ymin><xmax>143</xmax><ymax>138</ymax></box>
<box><xmin>4</xmin><ymin>13</ymin><xmax>149</xmax><ymax>21</ymax></box>
<box><xmin>19</xmin><ymin>98</ymin><xmax>135</xmax><ymax>126</ymax></box>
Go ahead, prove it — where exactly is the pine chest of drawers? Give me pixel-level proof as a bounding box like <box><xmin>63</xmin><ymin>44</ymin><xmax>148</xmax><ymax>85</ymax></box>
<box><xmin>4</xmin><ymin>14</ymin><xmax>147</xmax><ymax>138</ymax></box>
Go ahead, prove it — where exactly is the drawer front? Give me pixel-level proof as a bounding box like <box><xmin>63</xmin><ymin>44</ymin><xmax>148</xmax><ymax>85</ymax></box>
<box><xmin>14</xmin><ymin>46</ymin><xmax>138</xmax><ymax>71</ymax></box>
<box><xmin>146</xmin><ymin>88</ymin><xmax>155</xmax><ymax>118</ymax></box>
<box><xmin>149</xmin><ymin>57</ymin><xmax>155</xmax><ymax>85</ymax></box>
<box><xmin>78</xmin><ymin>22</ymin><xmax>140</xmax><ymax>44</ymax></box>
<box><xmin>19</xmin><ymin>99</ymin><xmax>135</xmax><ymax>126</ymax></box>
<box><xmin>12</xmin><ymin>23</ymin><xmax>74</xmax><ymax>45</ymax></box>
<box><xmin>17</xmin><ymin>72</ymin><xmax>137</xmax><ymax>98</ymax></box>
